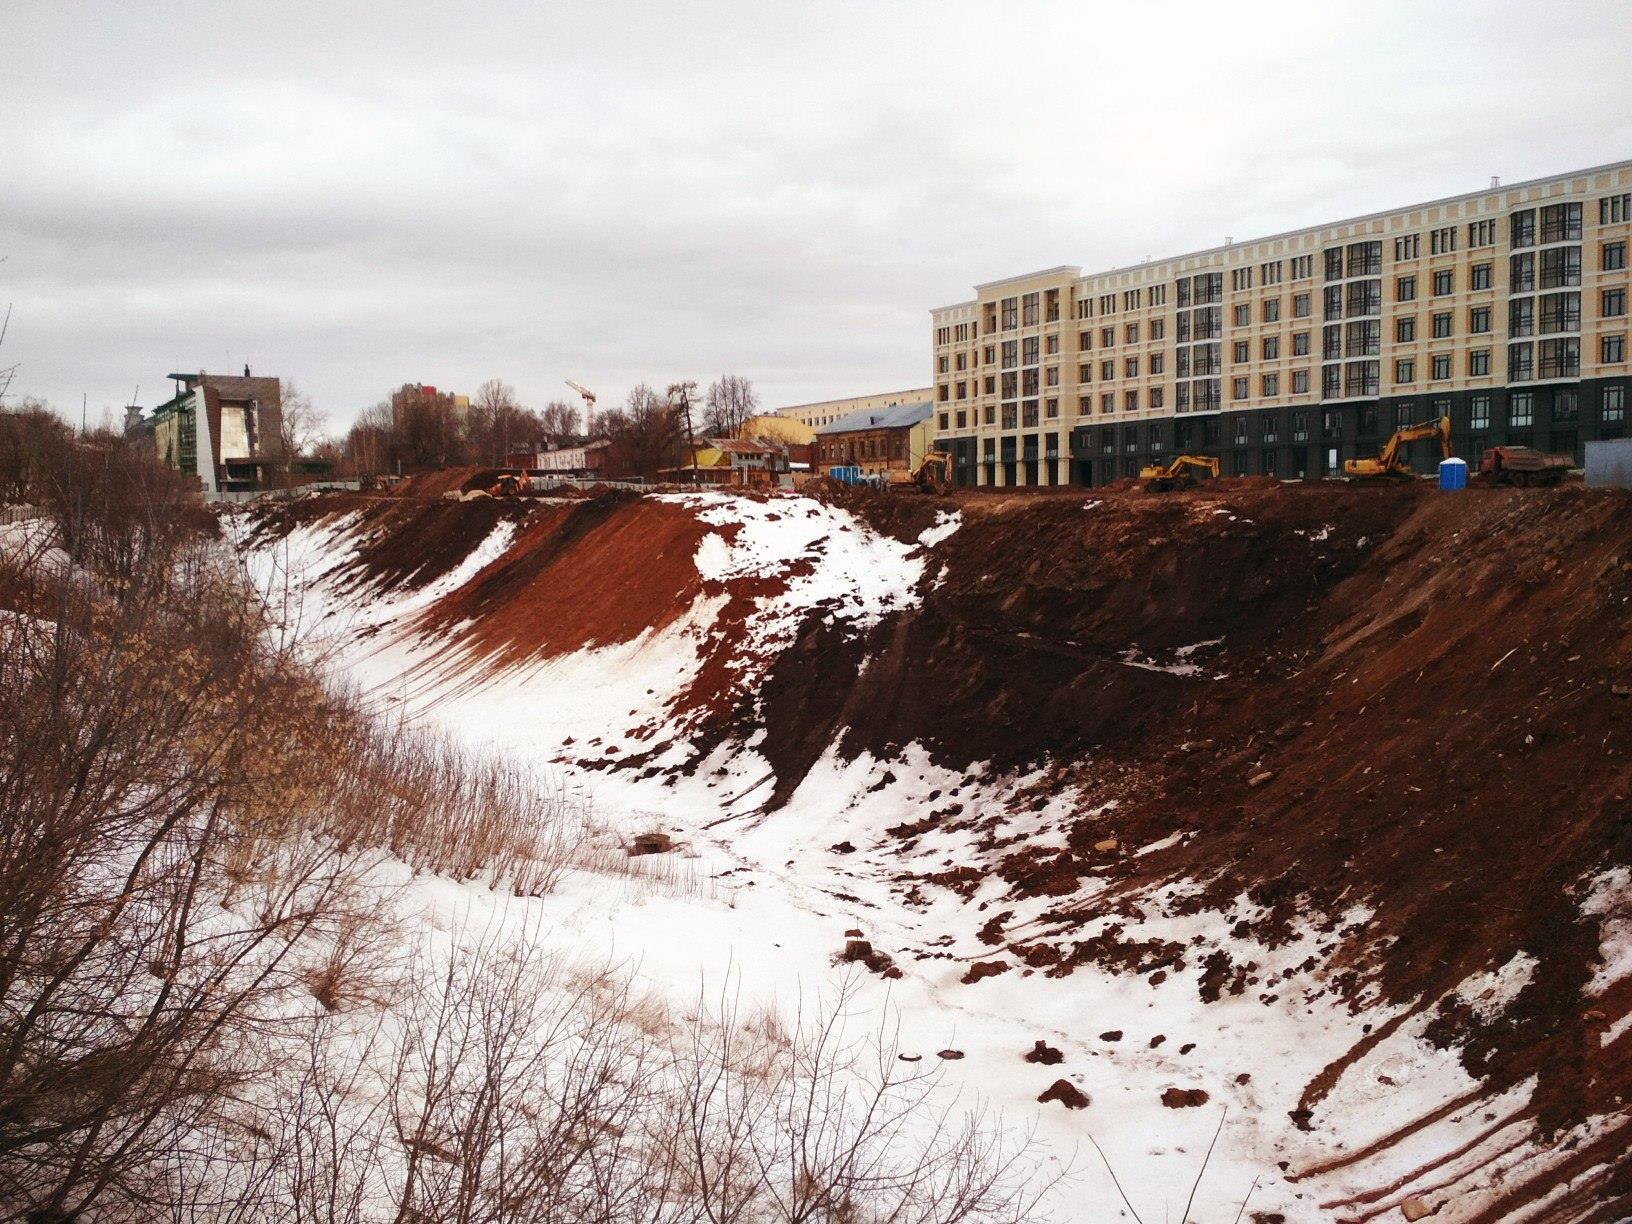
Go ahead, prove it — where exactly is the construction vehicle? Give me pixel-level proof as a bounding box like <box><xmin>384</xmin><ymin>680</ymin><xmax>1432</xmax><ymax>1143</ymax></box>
<box><xmin>1139</xmin><ymin>454</ymin><xmax>1220</xmax><ymax>492</ymax></box>
<box><xmin>487</xmin><ymin>473</ymin><xmax>533</xmax><ymax>497</ymax></box>
<box><xmin>1478</xmin><ymin>445</ymin><xmax>1573</xmax><ymax>487</ymax></box>
<box><xmin>905</xmin><ymin>450</ymin><xmax>953</xmax><ymax>494</ymax></box>
<box><xmin>1344</xmin><ymin>415</ymin><xmax>1452</xmax><ymax>482</ymax></box>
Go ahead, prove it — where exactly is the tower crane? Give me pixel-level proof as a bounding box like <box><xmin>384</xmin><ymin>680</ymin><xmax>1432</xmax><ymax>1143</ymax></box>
<box><xmin>566</xmin><ymin>380</ymin><xmax>596</xmax><ymax>435</ymax></box>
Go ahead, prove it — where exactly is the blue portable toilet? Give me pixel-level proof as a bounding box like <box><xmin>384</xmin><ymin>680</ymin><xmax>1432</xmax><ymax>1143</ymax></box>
<box><xmin>1439</xmin><ymin>457</ymin><xmax>1468</xmax><ymax>490</ymax></box>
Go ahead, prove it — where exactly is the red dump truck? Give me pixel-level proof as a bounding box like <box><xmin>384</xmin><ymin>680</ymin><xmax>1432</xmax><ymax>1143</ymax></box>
<box><xmin>1478</xmin><ymin>445</ymin><xmax>1574</xmax><ymax>487</ymax></box>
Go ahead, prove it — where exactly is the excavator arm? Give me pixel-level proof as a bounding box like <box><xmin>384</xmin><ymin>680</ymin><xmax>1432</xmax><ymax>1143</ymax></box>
<box><xmin>1346</xmin><ymin>416</ymin><xmax>1451</xmax><ymax>480</ymax></box>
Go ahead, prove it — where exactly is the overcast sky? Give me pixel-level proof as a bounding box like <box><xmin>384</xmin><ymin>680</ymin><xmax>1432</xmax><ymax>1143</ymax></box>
<box><xmin>4</xmin><ymin>1</ymin><xmax>1632</xmax><ymax>433</ymax></box>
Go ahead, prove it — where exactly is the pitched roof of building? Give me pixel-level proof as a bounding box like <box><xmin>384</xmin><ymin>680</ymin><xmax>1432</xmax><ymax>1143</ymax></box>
<box><xmin>813</xmin><ymin>400</ymin><xmax>933</xmax><ymax>436</ymax></box>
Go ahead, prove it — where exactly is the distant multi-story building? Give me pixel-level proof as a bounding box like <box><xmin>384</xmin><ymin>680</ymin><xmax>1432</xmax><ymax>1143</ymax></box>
<box><xmin>141</xmin><ymin>369</ymin><xmax>284</xmax><ymax>493</ymax></box>
<box><xmin>931</xmin><ymin>160</ymin><xmax>1632</xmax><ymax>487</ymax></box>
<box><xmin>774</xmin><ymin>388</ymin><xmax>933</xmax><ymax>431</ymax></box>
<box><xmin>812</xmin><ymin>400</ymin><xmax>934</xmax><ymax>479</ymax></box>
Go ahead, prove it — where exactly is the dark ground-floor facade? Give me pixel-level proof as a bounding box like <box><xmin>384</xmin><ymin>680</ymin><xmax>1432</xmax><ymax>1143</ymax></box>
<box><xmin>938</xmin><ymin>376</ymin><xmax>1630</xmax><ymax>487</ymax></box>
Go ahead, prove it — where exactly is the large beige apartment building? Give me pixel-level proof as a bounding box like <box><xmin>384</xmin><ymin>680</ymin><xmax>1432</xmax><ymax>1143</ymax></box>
<box><xmin>931</xmin><ymin>160</ymin><xmax>1632</xmax><ymax>487</ymax></box>
<box><xmin>774</xmin><ymin>387</ymin><xmax>933</xmax><ymax>430</ymax></box>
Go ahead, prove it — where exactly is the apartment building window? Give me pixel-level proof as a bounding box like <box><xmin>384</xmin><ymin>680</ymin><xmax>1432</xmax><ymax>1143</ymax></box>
<box><xmin>1397</xmin><ymin>275</ymin><xmax>1417</xmax><ymax>302</ymax></box>
<box><xmin>1022</xmin><ymin>400</ymin><xmax>1039</xmax><ymax>427</ymax></box>
<box><xmin>1099</xmin><ymin>293</ymin><xmax>1116</xmax><ymax>314</ymax></box>
<box><xmin>1263</xmin><ymin>373</ymin><xmax>1281</xmax><ymax>397</ymax></box>
<box><xmin>1540</xmin><ymin>247</ymin><xmax>1582</xmax><ymax>289</ymax></box>
<box><xmin>956</xmin><ymin>409</ymin><xmax>968</xmax><ymax>429</ymax></box>
<box><xmin>1604</xmin><ymin>334</ymin><xmax>1627</xmax><ymax>363</ymax></box>
<box><xmin>1235</xmin><ymin>418</ymin><xmax>1249</xmax><ymax>445</ymax></box>
<box><xmin>1263</xmin><ymin>298</ymin><xmax>1281</xmax><ymax>323</ymax></box>
<box><xmin>1151</xmin><ymin>285</ymin><xmax>1167</xmax><ymax>306</ymax></box>
<box><xmin>1124</xmin><ymin>357</ymin><xmax>1139</xmax><ymax>378</ymax></box>
<box><xmin>955</xmin><ymin>352</ymin><xmax>968</xmax><ymax>372</ymax></box>
<box><xmin>1123</xmin><ymin>289</ymin><xmax>1142</xmax><ymax>311</ymax></box>
<box><xmin>1101</xmin><ymin>393</ymin><xmax>1114</xmax><ymax>414</ymax></box>
<box><xmin>1263</xmin><ymin>260</ymin><xmax>1284</xmax><ymax>285</ymax></box>
<box><xmin>985</xmin><ymin>344</ymin><xmax>997</xmax><ymax>364</ymax></box>
<box><xmin>1000</xmin><ymin>340</ymin><xmax>1017</xmax><ymax>368</ymax></box>
<box><xmin>1539</xmin><ymin>337</ymin><xmax>1580</xmax><ymax>380</ymax></box>
<box><xmin>1262</xmin><ymin>414</ymin><xmax>1279</xmax><ymax>443</ymax></box>
<box><xmin>1556</xmin><ymin>389</ymin><xmax>1580</xmax><ymax>422</ymax></box>
<box><xmin>1125</xmin><ymin>321</ymin><xmax>1140</xmax><ymax>344</ymax></box>
<box><xmin>1001</xmin><ymin>371</ymin><xmax>1018</xmax><ymax>397</ymax></box>
<box><xmin>1001</xmin><ymin>297</ymin><xmax>1018</xmax><ymax>329</ymax></box>
<box><xmin>1293</xmin><ymin>292</ymin><xmax>1311</xmax><ymax>318</ymax></box>
<box><xmin>1151</xmin><ymin>386</ymin><xmax>1165</xmax><ymax>409</ymax></box>
<box><xmin>1471</xmin><ymin>262</ymin><xmax>1492</xmax><ymax>290</ymax></box>
<box><xmin>984</xmin><ymin>375</ymin><xmax>996</xmax><ymax>394</ymax></box>
<box><xmin>1602</xmin><ymin>193</ymin><xmax>1632</xmax><ymax>224</ymax></box>
<box><xmin>1432</xmin><ymin>269</ymin><xmax>1453</xmax><ymax>296</ymax></box>
<box><xmin>1607</xmin><ymin>387</ymin><xmax>1627</xmax><ymax>421</ymax></box>
<box><xmin>1540</xmin><ymin>292</ymin><xmax>1581</xmax><ymax>333</ymax></box>
<box><xmin>1078</xmin><ymin>331</ymin><xmax>1091</xmax><ymax>353</ymax></box>
<box><xmin>1292</xmin><ymin>410</ymin><xmax>1309</xmax><ymax>441</ymax></box>
<box><xmin>1324</xmin><ymin>248</ymin><xmax>1345</xmax><ymax>281</ymax></box>
<box><xmin>1293</xmin><ymin>369</ymin><xmax>1310</xmax><ymax>395</ymax></box>
<box><xmin>1293</xmin><ymin>331</ymin><xmax>1310</xmax><ymax>356</ymax></box>
<box><xmin>984</xmin><ymin>406</ymin><xmax>996</xmax><ymax>425</ymax></box>
<box><xmin>1604</xmin><ymin>288</ymin><xmax>1627</xmax><ymax>318</ymax></box>
<box><xmin>1606</xmin><ymin>241</ymin><xmax>1628</xmax><ymax>272</ymax></box>
<box><xmin>1324</xmin><ymin>285</ymin><xmax>1344</xmax><ymax>320</ymax></box>
<box><xmin>1291</xmin><ymin>254</ymin><xmax>1314</xmax><ymax>280</ymax></box>
<box><xmin>1001</xmin><ymin>405</ymin><xmax>1017</xmax><ymax>429</ymax></box>
<box><xmin>1510</xmin><ymin>210</ymin><xmax>1536</xmax><ymax>248</ymax></box>
<box><xmin>1510</xmin><ymin>392</ymin><xmax>1534</xmax><ymax>427</ymax></box>
<box><xmin>1395</xmin><ymin>358</ymin><xmax>1415</xmax><ymax>383</ymax></box>
<box><xmin>1022</xmin><ymin>293</ymin><xmax>1040</xmax><ymax>326</ymax></box>
<box><xmin>1022</xmin><ymin>369</ymin><xmax>1040</xmax><ymax>395</ymax></box>
<box><xmin>1470</xmin><ymin>305</ymin><xmax>1492</xmax><ymax>334</ymax></box>
<box><xmin>1322</xmin><ymin>409</ymin><xmax>1339</xmax><ymax>434</ymax></box>
<box><xmin>1232</xmin><ymin>376</ymin><xmax>1249</xmax><ymax>400</ymax></box>
<box><xmin>1022</xmin><ymin>336</ymin><xmax>1040</xmax><ymax>364</ymax></box>
<box><xmin>1432</xmin><ymin>312</ymin><xmax>1453</xmax><ymax>339</ymax></box>
<box><xmin>937</xmin><ymin>355</ymin><xmax>949</xmax><ymax>374</ymax></box>
<box><xmin>1232</xmin><ymin>268</ymin><xmax>1254</xmax><ymax>292</ymax></box>
<box><xmin>1045</xmin><ymin>334</ymin><xmax>1060</xmax><ymax>355</ymax></box>
<box><xmin>1125</xmin><ymin>390</ymin><xmax>1140</xmax><ymax>412</ymax></box>
<box><xmin>1347</xmin><ymin>280</ymin><xmax>1382</xmax><ymax>316</ymax></box>
<box><xmin>938</xmin><ymin>412</ymin><xmax>949</xmax><ymax>431</ymax></box>
<box><xmin>1100</xmin><ymin>326</ymin><xmax>1115</xmax><ymax>347</ymax></box>
<box><xmin>1045</xmin><ymin>289</ymin><xmax>1061</xmax><ymax>322</ymax></box>
<box><xmin>1509</xmin><ymin>342</ymin><xmax>1534</xmax><ymax>382</ymax></box>
<box><xmin>1470</xmin><ymin>395</ymin><xmax>1491</xmax><ymax>429</ymax></box>
<box><xmin>1322</xmin><ymin>326</ymin><xmax>1342</xmax><ymax>361</ymax></box>
<box><xmin>1151</xmin><ymin>318</ymin><xmax>1166</xmax><ymax>340</ymax></box>
<box><xmin>1397</xmin><ymin>316</ymin><xmax>1416</xmax><ymax>343</ymax></box>
<box><xmin>1348</xmin><ymin>241</ymin><xmax>1382</xmax><ymax>277</ymax></box>
<box><xmin>1079</xmin><ymin>395</ymin><xmax>1092</xmax><ymax>416</ymax></box>
<box><xmin>1395</xmin><ymin>404</ymin><xmax>1417</xmax><ymax>429</ymax></box>
<box><xmin>1045</xmin><ymin>366</ymin><xmax>1060</xmax><ymax>387</ymax></box>
<box><xmin>1233</xmin><ymin>303</ymin><xmax>1250</xmax><ymax>327</ymax></box>
<box><xmin>1469</xmin><ymin>349</ymin><xmax>1491</xmax><ymax>377</ymax></box>
<box><xmin>1263</xmin><ymin>335</ymin><xmax>1280</xmax><ymax>360</ymax></box>
<box><xmin>1430</xmin><ymin>226</ymin><xmax>1456</xmax><ymax>255</ymax></box>
<box><xmin>938</xmin><ymin>384</ymin><xmax>950</xmax><ymax>401</ymax></box>
<box><xmin>1511</xmin><ymin>252</ymin><xmax>1536</xmax><ymax>293</ymax></box>
<box><xmin>1151</xmin><ymin>353</ymin><xmax>1165</xmax><ymax>374</ymax></box>
<box><xmin>1540</xmin><ymin>202</ymin><xmax>1582</xmax><ymax>244</ymax></box>
<box><xmin>1510</xmin><ymin>297</ymin><xmax>1535</xmax><ymax>337</ymax></box>
<box><xmin>1233</xmin><ymin>340</ymin><xmax>1249</xmax><ymax>363</ymax></box>
<box><xmin>956</xmin><ymin>381</ymin><xmax>968</xmax><ymax>399</ymax></box>
<box><xmin>1468</xmin><ymin>219</ymin><xmax>1496</xmax><ymax>248</ymax></box>
<box><xmin>1394</xmin><ymin>234</ymin><xmax>1420</xmax><ymax>261</ymax></box>
<box><xmin>1100</xmin><ymin>360</ymin><xmax>1114</xmax><ymax>380</ymax></box>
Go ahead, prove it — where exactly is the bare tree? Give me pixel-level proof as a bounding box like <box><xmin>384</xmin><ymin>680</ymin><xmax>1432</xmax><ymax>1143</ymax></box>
<box><xmin>536</xmin><ymin>400</ymin><xmax>581</xmax><ymax>444</ymax></box>
<box><xmin>467</xmin><ymin>379</ymin><xmax>525</xmax><ymax>466</ymax></box>
<box><xmin>599</xmin><ymin>383</ymin><xmax>685</xmax><ymax>481</ymax></box>
<box><xmin>704</xmin><ymin>375</ymin><xmax>759</xmax><ymax>439</ymax></box>
<box><xmin>277</xmin><ymin>380</ymin><xmax>327</xmax><ymax>459</ymax></box>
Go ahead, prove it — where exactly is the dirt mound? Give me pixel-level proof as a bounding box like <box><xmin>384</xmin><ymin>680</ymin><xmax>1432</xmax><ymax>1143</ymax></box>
<box><xmin>391</xmin><ymin>467</ymin><xmax>511</xmax><ymax>499</ymax></box>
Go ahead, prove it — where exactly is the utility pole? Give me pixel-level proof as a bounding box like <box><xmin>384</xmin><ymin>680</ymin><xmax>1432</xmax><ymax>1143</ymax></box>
<box><xmin>668</xmin><ymin>381</ymin><xmax>698</xmax><ymax>481</ymax></box>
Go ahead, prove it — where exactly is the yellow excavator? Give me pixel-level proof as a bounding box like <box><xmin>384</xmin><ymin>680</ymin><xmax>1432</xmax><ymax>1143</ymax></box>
<box><xmin>907</xmin><ymin>450</ymin><xmax>953</xmax><ymax>494</ymax></box>
<box><xmin>1139</xmin><ymin>454</ymin><xmax>1220</xmax><ymax>492</ymax></box>
<box><xmin>1344</xmin><ymin>415</ymin><xmax>1452</xmax><ymax>482</ymax></box>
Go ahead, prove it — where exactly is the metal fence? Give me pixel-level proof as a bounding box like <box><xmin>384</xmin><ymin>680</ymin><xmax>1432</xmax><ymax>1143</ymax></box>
<box><xmin>0</xmin><ymin>505</ymin><xmax>45</xmax><ymax>526</ymax></box>
<box><xmin>205</xmin><ymin>481</ymin><xmax>363</xmax><ymax>505</ymax></box>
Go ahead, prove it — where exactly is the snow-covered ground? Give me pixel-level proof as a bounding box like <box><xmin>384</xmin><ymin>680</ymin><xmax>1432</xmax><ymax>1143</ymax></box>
<box><xmin>232</xmin><ymin>493</ymin><xmax>1541</xmax><ymax>1223</ymax></box>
